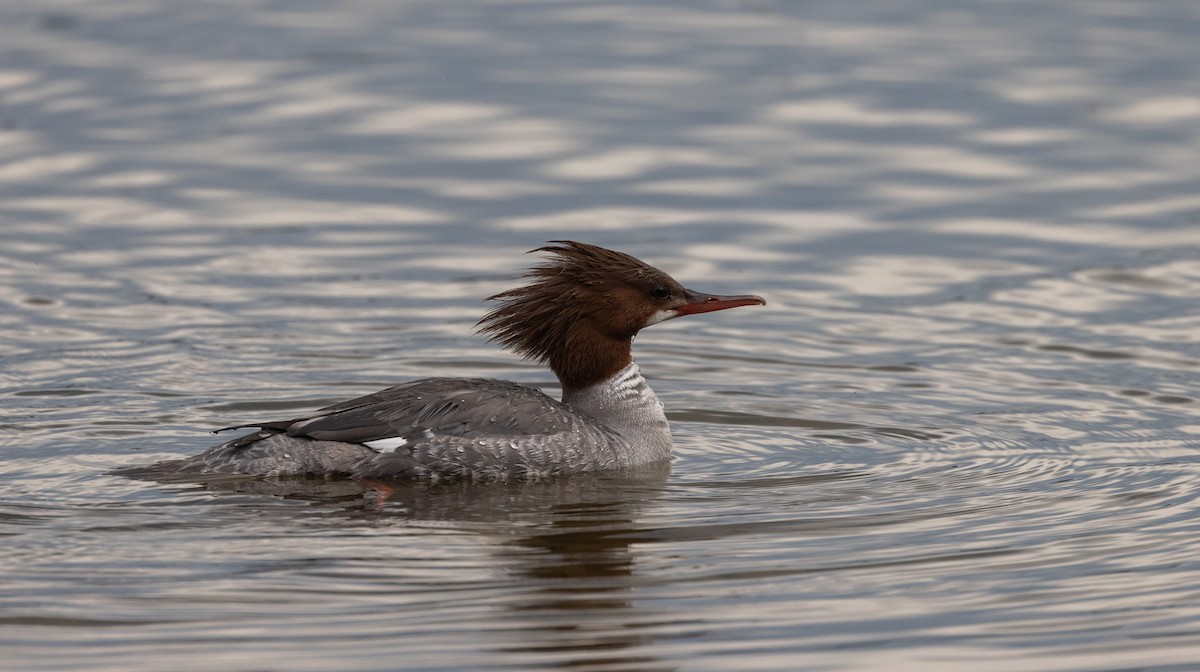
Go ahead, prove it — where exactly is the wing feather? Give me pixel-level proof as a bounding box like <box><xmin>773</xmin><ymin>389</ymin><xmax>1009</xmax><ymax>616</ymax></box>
<box><xmin>220</xmin><ymin>377</ymin><xmax>578</xmax><ymax>448</ymax></box>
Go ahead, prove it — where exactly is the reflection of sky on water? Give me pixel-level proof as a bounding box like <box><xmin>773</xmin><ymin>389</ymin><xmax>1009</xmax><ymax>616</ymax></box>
<box><xmin>2</xmin><ymin>1</ymin><xmax>1200</xmax><ymax>671</ymax></box>
<box><xmin>3</xmin><ymin>1</ymin><xmax>1197</xmax><ymax>256</ymax></box>
<box><xmin>6</xmin><ymin>0</ymin><xmax>1199</xmax><ymax>328</ymax></box>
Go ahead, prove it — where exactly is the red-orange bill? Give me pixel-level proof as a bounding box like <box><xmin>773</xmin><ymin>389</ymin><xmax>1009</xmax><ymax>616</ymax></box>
<box><xmin>674</xmin><ymin>289</ymin><xmax>766</xmax><ymax>316</ymax></box>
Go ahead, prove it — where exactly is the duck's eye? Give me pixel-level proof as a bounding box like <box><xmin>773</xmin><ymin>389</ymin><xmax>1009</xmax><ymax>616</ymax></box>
<box><xmin>652</xmin><ymin>286</ymin><xmax>671</xmax><ymax>299</ymax></box>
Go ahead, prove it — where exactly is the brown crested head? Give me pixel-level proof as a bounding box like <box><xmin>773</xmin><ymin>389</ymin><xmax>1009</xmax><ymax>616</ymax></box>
<box><xmin>477</xmin><ymin>241</ymin><xmax>764</xmax><ymax>393</ymax></box>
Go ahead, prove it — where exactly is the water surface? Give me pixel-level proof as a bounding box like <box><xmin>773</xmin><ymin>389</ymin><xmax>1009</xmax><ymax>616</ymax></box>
<box><xmin>2</xmin><ymin>1</ymin><xmax>1200</xmax><ymax>670</ymax></box>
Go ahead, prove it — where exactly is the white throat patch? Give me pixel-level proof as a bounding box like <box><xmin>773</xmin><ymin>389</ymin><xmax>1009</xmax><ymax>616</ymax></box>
<box><xmin>643</xmin><ymin>308</ymin><xmax>680</xmax><ymax>327</ymax></box>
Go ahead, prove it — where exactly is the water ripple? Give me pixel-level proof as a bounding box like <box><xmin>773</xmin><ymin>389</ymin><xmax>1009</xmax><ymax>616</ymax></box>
<box><xmin>3</xmin><ymin>0</ymin><xmax>1200</xmax><ymax>670</ymax></box>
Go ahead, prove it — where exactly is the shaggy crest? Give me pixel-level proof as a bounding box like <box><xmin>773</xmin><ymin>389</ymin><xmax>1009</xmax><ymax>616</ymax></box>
<box><xmin>476</xmin><ymin>241</ymin><xmax>684</xmax><ymax>391</ymax></box>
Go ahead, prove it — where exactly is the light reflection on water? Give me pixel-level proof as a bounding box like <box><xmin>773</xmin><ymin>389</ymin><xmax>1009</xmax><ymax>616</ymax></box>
<box><xmin>3</xmin><ymin>0</ymin><xmax>1200</xmax><ymax>670</ymax></box>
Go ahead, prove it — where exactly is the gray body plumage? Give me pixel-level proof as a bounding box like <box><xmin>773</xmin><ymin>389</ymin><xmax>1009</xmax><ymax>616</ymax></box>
<box><xmin>131</xmin><ymin>363</ymin><xmax>672</xmax><ymax>480</ymax></box>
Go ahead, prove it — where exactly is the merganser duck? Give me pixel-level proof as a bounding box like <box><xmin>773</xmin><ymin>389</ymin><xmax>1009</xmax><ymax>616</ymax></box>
<box><xmin>119</xmin><ymin>241</ymin><xmax>764</xmax><ymax>480</ymax></box>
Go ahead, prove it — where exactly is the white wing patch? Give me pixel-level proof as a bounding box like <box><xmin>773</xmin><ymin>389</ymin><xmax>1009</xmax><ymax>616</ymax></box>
<box><xmin>364</xmin><ymin>436</ymin><xmax>409</xmax><ymax>452</ymax></box>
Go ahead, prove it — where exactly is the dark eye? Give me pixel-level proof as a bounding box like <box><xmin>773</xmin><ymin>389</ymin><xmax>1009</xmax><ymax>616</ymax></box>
<box><xmin>652</xmin><ymin>286</ymin><xmax>671</xmax><ymax>299</ymax></box>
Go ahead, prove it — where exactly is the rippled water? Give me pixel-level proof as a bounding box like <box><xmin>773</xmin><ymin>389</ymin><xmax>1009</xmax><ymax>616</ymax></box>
<box><xmin>3</xmin><ymin>1</ymin><xmax>1200</xmax><ymax>670</ymax></box>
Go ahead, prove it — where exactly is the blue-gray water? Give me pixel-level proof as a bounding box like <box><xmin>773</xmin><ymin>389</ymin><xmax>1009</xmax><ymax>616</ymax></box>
<box><xmin>2</xmin><ymin>1</ymin><xmax>1199</xmax><ymax>670</ymax></box>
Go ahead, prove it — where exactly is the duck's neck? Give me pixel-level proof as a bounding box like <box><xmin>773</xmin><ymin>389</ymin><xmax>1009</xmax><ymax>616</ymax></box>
<box><xmin>548</xmin><ymin>326</ymin><xmax>634</xmax><ymax>394</ymax></box>
<box><xmin>561</xmin><ymin>361</ymin><xmax>672</xmax><ymax>463</ymax></box>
